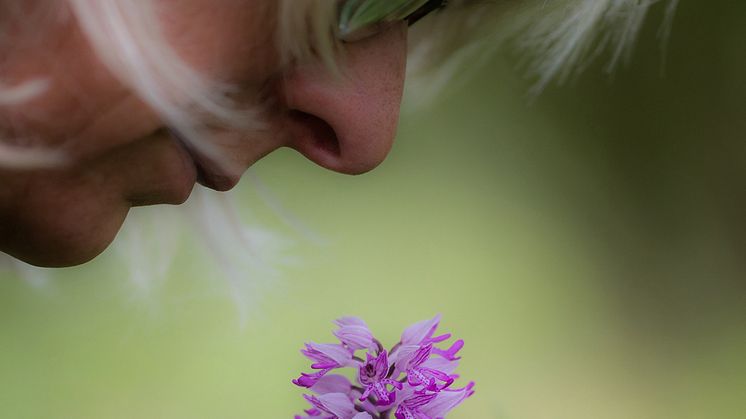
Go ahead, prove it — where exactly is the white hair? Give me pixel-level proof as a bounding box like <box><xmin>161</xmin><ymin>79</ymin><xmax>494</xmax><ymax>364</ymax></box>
<box><xmin>0</xmin><ymin>0</ymin><xmax>676</xmax><ymax>304</ymax></box>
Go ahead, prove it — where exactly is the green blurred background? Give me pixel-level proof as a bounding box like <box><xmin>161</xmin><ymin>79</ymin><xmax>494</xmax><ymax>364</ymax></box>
<box><xmin>1</xmin><ymin>1</ymin><xmax>745</xmax><ymax>418</ymax></box>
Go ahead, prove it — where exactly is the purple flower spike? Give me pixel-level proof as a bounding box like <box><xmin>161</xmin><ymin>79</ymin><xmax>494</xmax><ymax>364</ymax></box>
<box><xmin>358</xmin><ymin>350</ymin><xmax>402</xmax><ymax>406</ymax></box>
<box><xmin>293</xmin><ymin>315</ymin><xmax>474</xmax><ymax>418</ymax></box>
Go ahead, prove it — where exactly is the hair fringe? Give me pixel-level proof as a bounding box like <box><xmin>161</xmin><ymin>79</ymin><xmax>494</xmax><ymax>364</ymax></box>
<box><xmin>515</xmin><ymin>0</ymin><xmax>671</xmax><ymax>94</ymax></box>
<box><xmin>406</xmin><ymin>0</ymin><xmax>677</xmax><ymax>98</ymax></box>
<box><xmin>278</xmin><ymin>0</ymin><xmax>339</xmax><ymax>70</ymax></box>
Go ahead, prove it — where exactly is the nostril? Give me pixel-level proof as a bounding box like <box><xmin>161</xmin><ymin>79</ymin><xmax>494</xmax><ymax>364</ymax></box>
<box><xmin>285</xmin><ymin>105</ymin><xmax>395</xmax><ymax>175</ymax></box>
<box><xmin>280</xmin><ymin>23</ymin><xmax>405</xmax><ymax>175</ymax></box>
<box><xmin>288</xmin><ymin>110</ymin><xmax>340</xmax><ymax>157</ymax></box>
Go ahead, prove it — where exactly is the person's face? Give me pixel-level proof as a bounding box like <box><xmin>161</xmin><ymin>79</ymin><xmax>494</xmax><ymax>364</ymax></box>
<box><xmin>0</xmin><ymin>0</ymin><xmax>408</xmax><ymax>267</ymax></box>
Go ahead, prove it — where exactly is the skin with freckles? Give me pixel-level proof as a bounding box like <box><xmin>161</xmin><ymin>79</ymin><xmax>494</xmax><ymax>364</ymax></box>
<box><xmin>0</xmin><ymin>0</ymin><xmax>408</xmax><ymax>267</ymax></box>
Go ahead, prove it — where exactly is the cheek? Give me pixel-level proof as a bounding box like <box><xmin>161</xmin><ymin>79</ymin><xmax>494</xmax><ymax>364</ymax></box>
<box><xmin>0</xmin><ymin>11</ymin><xmax>162</xmax><ymax>157</ymax></box>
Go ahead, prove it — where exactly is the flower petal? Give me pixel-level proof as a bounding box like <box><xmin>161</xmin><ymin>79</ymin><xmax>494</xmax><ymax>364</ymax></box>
<box><xmin>334</xmin><ymin>316</ymin><xmax>369</xmax><ymax>328</ymax></box>
<box><xmin>432</xmin><ymin>339</ymin><xmax>464</xmax><ymax>361</ymax></box>
<box><xmin>311</xmin><ymin>374</ymin><xmax>354</xmax><ymax>395</ymax></box>
<box><xmin>420</xmin><ymin>382</ymin><xmax>475</xmax><ymax>417</ymax></box>
<box><xmin>421</xmin><ymin>356</ymin><xmax>459</xmax><ymax>374</ymax></box>
<box><xmin>334</xmin><ymin>325</ymin><xmax>375</xmax><ymax>351</ymax></box>
<box><xmin>309</xmin><ymin>393</ymin><xmax>358</xmax><ymax>418</ymax></box>
<box><xmin>303</xmin><ymin>342</ymin><xmax>353</xmax><ymax>367</ymax></box>
<box><xmin>401</xmin><ymin>314</ymin><xmax>441</xmax><ymax>345</ymax></box>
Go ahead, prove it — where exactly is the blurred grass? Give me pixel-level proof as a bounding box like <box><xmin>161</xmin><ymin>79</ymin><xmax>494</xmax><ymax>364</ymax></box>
<box><xmin>1</xmin><ymin>1</ymin><xmax>745</xmax><ymax>418</ymax></box>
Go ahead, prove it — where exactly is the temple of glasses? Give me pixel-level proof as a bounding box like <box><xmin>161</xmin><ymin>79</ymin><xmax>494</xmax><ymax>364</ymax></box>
<box><xmin>338</xmin><ymin>0</ymin><xmax>448</xmax><ymax>42</ymax></box>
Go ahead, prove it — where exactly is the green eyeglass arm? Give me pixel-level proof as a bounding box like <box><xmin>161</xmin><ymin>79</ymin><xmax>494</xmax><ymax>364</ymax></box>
<box><xmin>338</xmin><ymin>0</ymin><xmax>431</xmax><ymax>39</ymax></box>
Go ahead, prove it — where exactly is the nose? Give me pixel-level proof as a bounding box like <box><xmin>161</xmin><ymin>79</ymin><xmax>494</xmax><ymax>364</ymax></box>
<box><xmin>279</xmin><ymin>24</ymin><xmax>407</xmax><ymax>175</ymax></box>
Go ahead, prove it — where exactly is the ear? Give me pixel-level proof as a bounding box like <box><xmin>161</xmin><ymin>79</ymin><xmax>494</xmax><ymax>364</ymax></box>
<box><xmin>278</xmin><ymin>24</ymin><xmax>408</xmax><ymax>175</ymax></box>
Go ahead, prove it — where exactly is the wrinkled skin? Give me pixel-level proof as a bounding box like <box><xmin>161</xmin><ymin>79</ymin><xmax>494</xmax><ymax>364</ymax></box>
<box><xmin>0</xmin><ymin>1</ymin><xmax>408</xmax><ymax>267</ymax></box>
